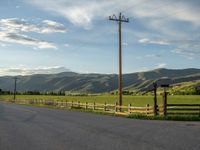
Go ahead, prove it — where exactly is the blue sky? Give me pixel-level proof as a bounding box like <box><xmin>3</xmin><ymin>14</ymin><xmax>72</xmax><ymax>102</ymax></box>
<box><xmin>0</xmin><ymin>0</ymin><xmax>200</xmax><ymax>76</ymax></box>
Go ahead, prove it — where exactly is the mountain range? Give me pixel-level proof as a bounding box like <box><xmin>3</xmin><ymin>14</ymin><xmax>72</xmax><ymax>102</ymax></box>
<box><xmin>0</xmin><ymin>68</ymin><xmax>200</xmax><ymax>94</ymax></box>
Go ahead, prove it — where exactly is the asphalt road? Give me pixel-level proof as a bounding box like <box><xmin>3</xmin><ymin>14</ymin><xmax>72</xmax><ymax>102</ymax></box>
<box><xmin>0</xmin><ymin>102</ymin><xmax>200</xmax><ymax>150</ymax></box>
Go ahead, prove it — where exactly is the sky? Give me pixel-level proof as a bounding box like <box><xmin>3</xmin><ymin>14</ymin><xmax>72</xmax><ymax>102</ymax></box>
<box><xmin>0</xmin><ymin>0</ymin><xmax>200</xmax><ymax>76</ymax></box>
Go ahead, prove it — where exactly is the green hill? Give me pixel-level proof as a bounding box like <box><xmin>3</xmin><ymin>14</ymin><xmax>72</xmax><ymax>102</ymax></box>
<box><xmin>0</xmin><ymin>68</ymin><xmax>200</xmax><ymax>94</ymax></box>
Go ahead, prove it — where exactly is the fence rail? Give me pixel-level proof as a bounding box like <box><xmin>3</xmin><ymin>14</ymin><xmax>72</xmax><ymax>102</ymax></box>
<box><xmin>12</xmin><ymin>99</ymin><xmax>154</xmax><ymax>116</ymax></box>
<box><xmin>167</xmin><ymin>104</ymin><xmax>200</xmax><ymax>116</ymax></box>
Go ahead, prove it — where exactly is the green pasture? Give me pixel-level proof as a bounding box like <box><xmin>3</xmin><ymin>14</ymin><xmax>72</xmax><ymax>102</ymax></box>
<box><xmin>0</xmin><ymin>95</ymin><xmax>200</xmax><ymax>107</ymax></box>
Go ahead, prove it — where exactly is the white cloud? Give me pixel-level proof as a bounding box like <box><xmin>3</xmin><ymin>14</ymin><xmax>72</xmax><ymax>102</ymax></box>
<box><xmin>42</xmin><ymin>20</ymin><xmax>67</xmax><ymax>33</ymax></box>
<box><xmin>26</xmin><ymin>0</ymin><xmax>200</xmax><ymax>27</ymax></box>
<box><xmin>0</xmin><ymin>32</ymin><xmax>56</xmax><ymax>49</ymax></box>
<box><xmin>0</xmin><ymin>18</ymin><xmax>67</xmax><ymax>34</ymax></box>
<box><xmin>64</xmin><ymin>43</ymin><xmax>70</xmax><ymax>47</ymax></box>
<box><xmin>0</xmin><ymin>18</ymin><xmax>68</xmax><ymax>49</ymax></box>
<box><xmin>0</xmin><ymin>42</ymin><xmax>8</xmax><ymax>47</ymax></box>
<box><xmin>0</xmin><ymin>66</ymin><xmax>69</xmax><ymax>76</ymax></box>
<box><xmin>25</xmin><ymin>0</ymin><xmax>109</xmax><ymax>28</ymax></box>
<box><xmin>16</xmin><ymin>6</ymin><xmax>20</xmax><ymax>9</ymax></box>
<box><xmin>122</xmin><ymin>42</ymin><xmax>128</xmax><ymax>46</ymax></box>
<box><xmin>171</xmin><ymin>43</ymin><xmax>200</xmax><ymax>60</ymax></box>
<box><xmin>139</xmin><ymin>38</ymin><xmax>170</xmax><ymax>45</ymax></box>
<box><xmin>136</xmin><ymin>54</ymin><xmax>161</xmax><ymax>60</ymax></box>
<box><xmin>156</xmin><ymin>63</ymin><xmax>167</xmax><ymax>68</ymax></box>
<box><xmin>23</xmin><ymin>0</ymin><xmax>200</xmax><ymax>59</ymax></box>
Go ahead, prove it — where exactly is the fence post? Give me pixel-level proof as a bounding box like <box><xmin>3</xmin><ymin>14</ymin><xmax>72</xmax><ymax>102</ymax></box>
<box><xmin>128</xmin><ymin>104</ymin><xmax>131</xmax><ymax>114</ymax></box>
<box><xmin>115</xmin><ymin>102</ymin><xmax>118</xmax><ymax>112</ymax></box>
<box><xmin>71</xmin><ymin>101</ymin><xmax>73</xmax><ymax>107</ymax></box>
<box><xmin>153</xmin><ymin>82</ymin><xmax>158</xmax><ymax>116</ymax></box>
<box><xmin>146</xmin><ymin>104</ymin><xmax>149</xmax><ymax>115</ymax></box>
<box><xmin>199</xmin><ymin>105</ymin><xmax>200</xmax><ymax>117</ymax></box>
<box><xmin>56</xmin><ymin>100</ymin><xmax>58</xmax><ymax>106</ymax></box>
<box><xmin>163</xmin><ymin>92</ymin><xmax>167</xmax><ymax>117</ymax></box>
<box><xmin>78</xmin><ymin>101</ymin><xmax>80</xmax><ymax>108</ymax></box>
<box><xmin>65</xmin><ymin>100</ymin><xmax>68</xmax><ymax>107</ymax></box>
<box><xmin>85</xmin><ymin>102</ymin><xmax>88</xmax><ymax>109</ymax></box>
<box><xmin>93</xmin><ymin>102</ymin><xmax>96</xmax><ymax>110</ymax></box>
<box><xmin>104</xmin><ymin>102</ymin><xmax>107</xmax><ymax>111</ymax></box>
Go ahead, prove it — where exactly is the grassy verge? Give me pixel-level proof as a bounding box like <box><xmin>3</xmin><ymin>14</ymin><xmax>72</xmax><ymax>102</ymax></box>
<box><xmin>128</xmin><ymin>114</ymin><xmax>200</xmax><ymax>121</ymax></box>
<box><xmin>1</xmin><ymin>95</ymin><xmax>200</xmax><ymax>107</ymax></box>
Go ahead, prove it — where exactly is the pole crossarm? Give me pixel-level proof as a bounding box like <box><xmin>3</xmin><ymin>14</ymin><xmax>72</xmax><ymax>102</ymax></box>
<box><xmin>109</xmin><ymin>13</ymin><xmax>129</xmax><ymax>23</ymax></box>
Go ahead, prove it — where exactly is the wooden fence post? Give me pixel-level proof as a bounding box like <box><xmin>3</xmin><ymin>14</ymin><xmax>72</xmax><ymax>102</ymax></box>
<box><xmin>71</xmin><ymin>101</ymin><xmax>73</xmax><ymax>107</ymax></box>
<box><xmin>128</xmin><ymin>104</ymin><xmax>132</xmax><ymax>114</ymax></box>
<box><xmin>85</xmin><ymin>102</ymin><xmax>88</xmax><ymax>109</ymax></box>
<box><xmin>199</xmin><ymin>105</ymin><xmax>200</xmax><ymax>117</ymax></box>
<box><xmin>93</xmin><ymin>102</ymin><xmax>96</xmax><ymax>110</ymax></box>
<box><xmin>153</xmin><ymin>82</ymin><xmax>158</xmax><ymax>116</ymax></box>
<box><xmin>65</xmin><ymin>100</ymin><xmax>68</xmax><ymax>107</ymax></box>
<box><xmin>104</xmin><ymin>102</ymin><xmax>107</xmax><ymax>111</ymax></box>
<box><xmin>78</xmin><ymin>101</ymin><xmax>80</xmax><ymax>108</ymax></box>
<box><xmin>115</xmin><ymin>102</ymin><xmax>118</xmax><ymax>112</ymax></box>
<box><xmin>163</xmin><ymin>92</ymin><xmax>167</xmax><ymax>117</ymax></box>
<box><xmin>146</xmin><ymin>104</ymin><xmax>149</xmax><ymax>115</ymax></box>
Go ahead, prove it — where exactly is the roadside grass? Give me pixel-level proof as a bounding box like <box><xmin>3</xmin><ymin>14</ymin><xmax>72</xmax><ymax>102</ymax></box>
<box><xmin>0</xmin><ymin>95</ymin><xmax>200</xmax><ymax>107</ymax></box>
<box><xmin>128</xmin><ymin>114</ymin><xmax>200</xmax><ymax>121</ymax></box>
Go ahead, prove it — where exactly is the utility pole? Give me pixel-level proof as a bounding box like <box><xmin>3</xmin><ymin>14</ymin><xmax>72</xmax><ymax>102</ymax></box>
<box><xmin>109</xmin><ymin>13</ymin><xmax>129</xmax><ymax>110</ymax></box>
<box><xmin>13</xmin><ymin>77</ymin><xmax>18</xmax><ymax>101</ymax></box>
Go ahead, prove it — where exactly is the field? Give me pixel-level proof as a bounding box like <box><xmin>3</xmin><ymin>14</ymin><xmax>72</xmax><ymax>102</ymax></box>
<box><xmin>0</xmin><ymin>95</ymin><xmax>200</xmax><ymax>107</ymax></box>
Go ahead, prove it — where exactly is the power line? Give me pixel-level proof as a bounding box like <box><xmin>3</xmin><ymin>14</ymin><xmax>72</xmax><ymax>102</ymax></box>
<box><xmin>109</xmin><ymin>13</ymin><xmax>129</xmax><ymax>111</ymax></box>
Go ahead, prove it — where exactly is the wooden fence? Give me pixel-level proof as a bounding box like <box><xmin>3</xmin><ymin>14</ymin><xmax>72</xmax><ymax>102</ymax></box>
<box><xmin>10</xmin><ymin>99</ymin><xmax>200</xmax><ymax>117</ymax></box>
<box><xmin>166</xmin><ymin>104</ymin><xmax>200</xmax><ymax>116</ymax></box>
<box><xmin>13</xmin><ymin>99</ymin><xmax>154</xmax><ymax>116</ymax></box>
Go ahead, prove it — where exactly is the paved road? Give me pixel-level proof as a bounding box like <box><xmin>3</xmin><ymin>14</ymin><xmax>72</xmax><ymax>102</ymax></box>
<box><xmin>0</xmin><ymin>103</ymin><xmax>200</xmax><ymax>150</ymax></box>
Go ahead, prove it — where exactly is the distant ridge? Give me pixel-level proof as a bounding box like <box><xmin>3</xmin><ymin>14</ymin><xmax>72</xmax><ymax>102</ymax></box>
<box><xmin>0</xmin><ymin>68</ymin><xmax>200</xmax><ymax>93</ymax></box>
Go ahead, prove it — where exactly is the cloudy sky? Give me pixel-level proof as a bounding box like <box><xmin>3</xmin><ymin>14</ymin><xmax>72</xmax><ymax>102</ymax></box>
<box><xmin>0</xmin><ymin>0</ymin><xmax>200</xmax><ymax>76</ymax></box>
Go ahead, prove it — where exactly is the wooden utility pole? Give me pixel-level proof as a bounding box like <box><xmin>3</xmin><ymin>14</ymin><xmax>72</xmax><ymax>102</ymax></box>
<box><xmin>13</xmin><ymin>77</ymin><xmax>18</xmax><ymax>101</ymax></box>
<box><xmin>109</xmin><ymin>13</ymin><xmax>129</xmax><ymax>110</ymax></box>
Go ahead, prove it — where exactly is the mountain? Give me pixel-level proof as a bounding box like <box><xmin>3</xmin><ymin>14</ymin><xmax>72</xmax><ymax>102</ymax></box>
<box><xmin>0</xmin><ymin>68</ymin><xmax>200</xmax><ymax>94</ymax></box>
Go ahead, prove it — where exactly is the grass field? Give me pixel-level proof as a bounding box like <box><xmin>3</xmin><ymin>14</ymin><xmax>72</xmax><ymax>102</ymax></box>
<box><xmin>0</xmin><ymin>95</ymin><xmax>200</xmax><ymax>107</ymax></box>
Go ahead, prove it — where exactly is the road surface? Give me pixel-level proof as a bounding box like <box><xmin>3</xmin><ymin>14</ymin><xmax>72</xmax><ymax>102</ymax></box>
<box><xmin>0</xmin><ymin>102</ymin><xmax>200</xmax><ymax>150</ymax></box>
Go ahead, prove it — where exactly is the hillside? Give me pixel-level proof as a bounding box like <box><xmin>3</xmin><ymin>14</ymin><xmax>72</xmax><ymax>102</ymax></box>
<box><xmin>0</xmin><ymin>68</ymin><xmax>200</xmax><ymax>94</ymax></box>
